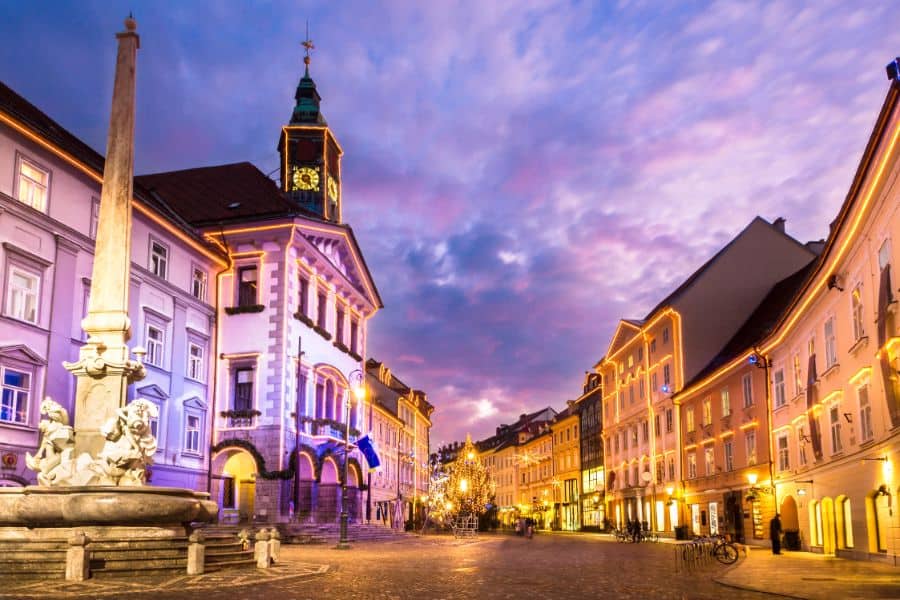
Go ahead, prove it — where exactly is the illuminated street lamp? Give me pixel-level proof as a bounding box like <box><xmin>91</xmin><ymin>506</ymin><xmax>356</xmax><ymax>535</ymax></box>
<box><xmin>337</xmin><ymin>369</ymin><xmax>365</xmax><ymax>550</ymax></box>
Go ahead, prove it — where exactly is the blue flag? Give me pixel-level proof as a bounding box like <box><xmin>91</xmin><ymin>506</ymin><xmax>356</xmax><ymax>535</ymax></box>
<box><xmin>356</xmin><ymin>434</ymin><xmax>381</xmax><ymax>471</ymax></box>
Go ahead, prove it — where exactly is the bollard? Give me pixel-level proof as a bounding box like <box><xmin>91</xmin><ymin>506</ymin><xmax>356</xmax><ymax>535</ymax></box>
<box><xmin>65</xmin><ymin>530</ymin><xmax>90</xmax><ymax>581</ymax></box>
<box><xmin>268</xmin><ymin>528</ymin><xmax>281</xmax><ymax>564</ymax></box>
<box><xmin>187</xmin><ymin>530</ymin><xmax>206</xmax><ymax>575</ymax></box>
<box><xmin>254</xmin><ymin>529</ymin><xmax>271</xmax><ymax>568</ymax></box>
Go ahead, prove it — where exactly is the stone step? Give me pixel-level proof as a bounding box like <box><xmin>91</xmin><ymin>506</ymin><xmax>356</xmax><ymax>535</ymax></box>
<box><xmin>206</xmin><ymin>544</ymin><xmax>248</xmax><ymax>554</ymax></box>
<box><xmin>204</xmin><ymin>558</ymin><xmax>257</xmax><ymax>572</ymax></box>
<box><xmin>91</xmin><ymin>547</ymin><xmax>187</xmax><ymax>560</ymax></box>
<box><xmin>90</xmin><ymin>556</ymin><xmax>187</xmax><ymax>571</ymax></box>
<box><xmin>91</xmin><ymin>565</ymin><xmax>186</xmax><ymax>579</ymax></box>
<box><xmin>0</xmin><ymin>550</ymin><xmax>67</xmax><ymax>561</ymax></box>
<box><xmin>0</xmin><ymin>561</ymin><xmax>66</xmax><ymax>574</ymax></box>
<box><xmin>205</xmin><ymin>549</ymin><xmax>253</xmax><ymax>561</ymax></box>
<box><xmin>0</xmin><ymin>541</ymin><xmax>67</xmax><ymax>552</ymax></box>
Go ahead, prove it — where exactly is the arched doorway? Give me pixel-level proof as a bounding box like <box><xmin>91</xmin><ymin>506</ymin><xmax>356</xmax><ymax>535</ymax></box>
<box><xmin>821</xmin><ymin>497</ymin><xmax>836</xmax><ymax>556</ymax></box>
<box><xmin>296</xmin><ymin>452</ymin><xmax>315</xmax><ymax>519</ymax></box>
<box><xmin>346</xmin><ymin>461</ymin><xmax>361</xmax><ymax>522</ymax></box>
<box><xmin>780</xmin><ymin>495</ymin><xmax>800</xmax><ymax>550</ymax></box>
<box><xmin>212</xmin><ymin>449</ymin><xmax>258</xmax><ymax>523</ymax></box>
<box><xmin>318</xmin><ymin>457</ymin><xmax>340</xmax><ymax>523</ymax></box>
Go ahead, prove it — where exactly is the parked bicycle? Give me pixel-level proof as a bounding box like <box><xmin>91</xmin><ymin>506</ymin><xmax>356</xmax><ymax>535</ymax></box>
<box><xmin>709</xmin><ymin>534</ymin><xmax>739</xmax><ymax>564</ymax></box>
<box><xmin>613</xmin><ymin>527</ymin><xmax>629</xmax><ymax>542</ymax></box>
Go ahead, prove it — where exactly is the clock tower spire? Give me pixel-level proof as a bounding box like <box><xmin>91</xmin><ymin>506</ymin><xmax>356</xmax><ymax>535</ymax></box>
<box><xmin>279</xmin><ymin>25</ymin><xmax>344</xmax><ymax>222</ymax></box>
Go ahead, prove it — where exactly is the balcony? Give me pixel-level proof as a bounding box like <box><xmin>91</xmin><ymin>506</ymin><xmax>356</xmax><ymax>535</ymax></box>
<box><xmin>219</xmin><ymin>409</ymin><xmax>260</xmax><ymax>428</ymax></box>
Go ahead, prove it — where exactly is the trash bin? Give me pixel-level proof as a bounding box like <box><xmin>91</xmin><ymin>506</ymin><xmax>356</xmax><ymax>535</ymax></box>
<box><xmin>783</xmin><ymin>530</ymin><xmax>801</xmax><ymax>551</ymax></box>
<box><xmin>674</xmin><ymin>525</ymin><xmax>689</xmax><ymax>540</ymax></box>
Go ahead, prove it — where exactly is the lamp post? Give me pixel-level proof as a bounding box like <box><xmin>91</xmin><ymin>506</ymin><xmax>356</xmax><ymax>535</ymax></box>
<box><xmin>338</xmin><ymin>369</ymin><xmax>365</xmax><ymax>550</ymax></box>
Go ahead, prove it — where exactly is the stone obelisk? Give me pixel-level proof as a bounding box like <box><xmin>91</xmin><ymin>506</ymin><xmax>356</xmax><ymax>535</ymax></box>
<box><xmin>67</xmin><ymin>16</ymin><xmax>146</xmax><ymax>458</ymax></box>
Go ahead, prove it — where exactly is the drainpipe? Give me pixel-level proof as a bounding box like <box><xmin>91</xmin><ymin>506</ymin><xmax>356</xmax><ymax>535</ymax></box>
<box><xmin>206</xmin><ymin>229</ymin><xmax>232</xmax><ymax>494</ymax></box>
<box><xmin>757</xmin><ymin>350</ymin><xmax>778</xmax><ymax>512</ymax></box>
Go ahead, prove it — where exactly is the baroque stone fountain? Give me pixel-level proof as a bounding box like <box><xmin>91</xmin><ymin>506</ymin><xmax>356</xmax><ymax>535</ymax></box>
<box><xmin>0</xmin><ymin>17</ymin><xmax>217</xmax><ymax>581</ymax></box>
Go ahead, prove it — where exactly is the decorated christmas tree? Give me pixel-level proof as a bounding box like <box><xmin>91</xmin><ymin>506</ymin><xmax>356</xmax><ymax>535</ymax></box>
<box><xmin>443</xmin><ymin>434</ymin><xmax>492</xmax><ymax>517</ymax></box>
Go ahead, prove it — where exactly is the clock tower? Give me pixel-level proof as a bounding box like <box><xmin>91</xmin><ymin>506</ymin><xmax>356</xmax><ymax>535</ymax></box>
<box><xmin>279</xmin><ymin>36</ymin><xmax>343</xmax><ymax>223</ymax></box>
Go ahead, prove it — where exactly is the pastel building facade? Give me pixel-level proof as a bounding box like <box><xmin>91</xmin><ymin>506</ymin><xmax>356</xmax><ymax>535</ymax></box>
<box><xmin>762</xmin><ymin>75</ymin><xmax>900</xmax><ymax>562</ymax></box>
<box><xmin>0</xmin><ymin>81</ymin><xmax>223</xmax><ymax>490</ymax></box>
<box><xmin>550</xmin><ymin>403</ymin><xmax>581</xmax><ymax>531</ymax></box>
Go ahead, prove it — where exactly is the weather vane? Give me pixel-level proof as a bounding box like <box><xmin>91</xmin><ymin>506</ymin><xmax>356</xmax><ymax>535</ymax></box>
<box><xmin>302</xmin><ymin>21</ymin><xmax>315</xmax><ymax>67</ymax></box>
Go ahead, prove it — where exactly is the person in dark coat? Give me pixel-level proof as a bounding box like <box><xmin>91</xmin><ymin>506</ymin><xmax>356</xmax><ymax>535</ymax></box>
<box><xmin>770</xmin><ymin>514</ymin><xmax>783</xmax><ymax>554</ymax></box>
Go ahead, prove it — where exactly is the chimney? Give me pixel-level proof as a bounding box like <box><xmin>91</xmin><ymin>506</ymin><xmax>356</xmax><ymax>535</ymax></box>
<box><xmin>773</xmin><ymin>217</ymin><xmax>786</xmax><ymax>233</ymax></box>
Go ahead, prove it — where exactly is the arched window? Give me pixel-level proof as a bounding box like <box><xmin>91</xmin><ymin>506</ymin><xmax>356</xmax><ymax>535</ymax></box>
<box><xmin>839</xmin><ymin>497</ymin><xmax>854</xmax><ymax>549</ymax></box>
<box><xmin>809</xmin><ymin>500</ymin><xmax>823</xmax><ymax>546</ymax></box>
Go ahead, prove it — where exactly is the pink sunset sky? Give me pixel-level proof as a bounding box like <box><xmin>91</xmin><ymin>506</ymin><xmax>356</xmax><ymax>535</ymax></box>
<box><xmin>2</xmin><ymin>1</ymin><xmax>898</xmax><ymax>447</ymax></box>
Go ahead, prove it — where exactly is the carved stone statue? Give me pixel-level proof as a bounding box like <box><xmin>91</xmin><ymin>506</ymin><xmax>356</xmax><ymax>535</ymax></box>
<box><xmin>92</xmin><ymin>398</ymin><xmax>159</xmax><ymax>486</ymax></box>
<box><xmin>26</xmin><ymin>397</ymin><xmax>158</xmax><ymax>487</ymax></box>
<box><xmin>25</xmin><ymin>398</ymin><xmax>75</xmax><ymax>486</ymax></box>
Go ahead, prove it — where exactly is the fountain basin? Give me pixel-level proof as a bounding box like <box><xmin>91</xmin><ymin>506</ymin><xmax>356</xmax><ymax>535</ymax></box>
<box><xmin>0</xmin><ymin>486</ymin><xmax>218</xmax><ymax>527</ymax></box>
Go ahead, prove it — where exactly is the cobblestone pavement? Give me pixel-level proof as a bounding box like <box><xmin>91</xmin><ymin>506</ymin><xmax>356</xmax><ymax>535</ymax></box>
<box><xmin>714</xmin><ymin>546</ymin><xmax>900</xmax><ymax>600</ymax></box>
<box><xmin>4</xmin><ymin>532</ymin><xmax>788</xmax><ymax>600</ymax></box>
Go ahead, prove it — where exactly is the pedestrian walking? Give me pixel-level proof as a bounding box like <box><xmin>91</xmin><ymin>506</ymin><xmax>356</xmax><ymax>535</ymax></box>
<box><xmin>526</xmin><ymin>517</ymin><xmax>534</xmax><ymax>539</ymax></box>
<box><xmin>770</xmin><ymin>513</ymin><xmax>783</xmax><ymax>555</ymax></box>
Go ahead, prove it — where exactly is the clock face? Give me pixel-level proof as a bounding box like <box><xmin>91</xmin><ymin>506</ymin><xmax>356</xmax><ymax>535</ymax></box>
<box><xmin>327</xmin><ymin>175</ymin><xmax>339</xmax><ymax>201</ymax></box>
<box><xmin>293</xmin><ymin>166</ymin><xmax>319</xmax><ymax>191</ymax></box>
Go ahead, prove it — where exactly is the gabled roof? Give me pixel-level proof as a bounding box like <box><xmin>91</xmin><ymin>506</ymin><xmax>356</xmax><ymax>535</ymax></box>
<box><xmin>135</xmin><ymin>162</ymin><xmax>309</xmax><ymax>226</ymax></box>
<box><xmin>685</xmin><ymin>258</ymin><xmax>818</xmax><ymax>388</ymax></box>
<box><xmin>604</xmin><ymin>319</ymin><xmax>643</xmax><ymax>360</ymax></box>
<box><xmin>643</xmin><ymin>217</ymin><xmax>810</xmax><ymax>321</ymax></box>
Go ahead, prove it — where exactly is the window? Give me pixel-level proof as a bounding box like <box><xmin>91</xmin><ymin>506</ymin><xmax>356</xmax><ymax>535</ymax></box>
<box><xmin>704</xmin><ymin>447</ymin><xmax>714</xmax><ymax>476</ymax></box>
<box><xmin>145</xmin><ymin>324</ymin><xmax>164</xmax><ymax>367</ymax></box>
<box><xmin>234</xmin><ymin>368</ymin><xmax>254</xmax><ymax>411</ymax></box>
<box><xmin>651</xmin><ymin>373</ymin><xmax>658</xmax><ymax>393</ymax></box>
<box><xmin>686</xmin><ymin>408</ymin><xmax>695</xmax><ymax>432</ymax></box>
<box><xmin>654</xmin><ymin>414</ymin><xmax>660</xmax><ymax>437</ymax></box>
<box><xmin>628</xmin><ymin>355</ymin><xmax>634</xmax><ymax>368</ymax></box>
<box><xmin>742</xmin><ymin>373</ymin><xmax>753</xmax><ymax>407</ymax></box>
<box><xmin>687</xmin><ymin>453</ymin><xmax>697</xmax><ymax>479</ymax></box>
<box><xmin>298</xmin><ymin>275</ymin><xmax>309</xmax><ymax>316</ymax></box>
<box><xmin>336</xmin><ymin>306</ymin><xmax>345</xmax><ymax>343</ymax></box>
<box><xmin>191</xmin><ymin>267</ymin><xmax>207</xmax><ymax>301</ymax></box>
<box><xmin>0</xmin><ymin>367</ymin><xmax>29</xmax><ymax>424</ymax></box>
<box><xmin>185</xmin><ymin>414</ymin><xmax>201</xmax><ymax>453</ymax></box>
<box><xmin>745</xmin><ymin>430</ymin><xmax>757</xmax><ymax>465</ymax></box>
<box><xmin>639</xmin><ymin>378</ymin><xmax>645</xmax><ymax>399</ymax></box>
<box><xmin>878</xmin><ymin>238</ymin><xmax>891</xmax><ymax>270</ymax></box>
<box><xmin>792</xmin><ymin>353</ymin><xmax>802</xmax><ymax>396</ymax></box>
<box><xmin>721</xmin><ymin>388</ymin><xmax>731</xmax><ymax>417</ymax></box>
<box><xmin>656</xmin><ymin>460</ymin><xmax>664</xmax><ymax>482</ymax></box>
<box><xmin>665</xmin><ymin>408</ymin><xmax>673</xmax><ymax>433</ymax></box>
<box><xmin>187</xmin><ymin>343</ymin><xmax>204</xmax><ymax>381</ymax></box>
<box><xmin>146</xmin><ymin>401</ymin><xmax>159</xmax><ymax>439</ymax></box>
<box><xmin>238</xmin><ymin>266</ymin><xmax>258</xmax><ymax>307</ymax></box>
<box><xmin>724</xmin><ymin>439</ymin><xmax>734</xmax><ymax>472</ymax></box>
<box><xmin>650</xmin><ymin>339</ymin><xmax>656</xmax><ymax>353</ymax></box>
<box><xmin>629</xmin><ymin>385</ymin><xmax>634</xmax><ymax>404</ymax></box>
<box><xmin>16</xmin><ymin>158</ymin><xmax>48</xmax><ymax>212</ymax></box>
<box><xmin>622</xmin><ymin>430</ymin><xmax>628</xmax><ymax>450</ymax></box>
<box><xmin>150</xmin><ymin>239</ymin><xmax>168</xmax><ymax>279</ymax></box>
<box><xmin>663</xmin><ymin>364</ymin><xmax>671</xmax><ymax>387</ymax></box>
<box><xmin>614</xmin><ymin>433</ymin><xmax>619</xmax><ymax>452</ymax></box>
<box><xmin>317</xmin><ymin>291</ymin><xmax>327</xmax><ymax>329</ymax></box>
<box><xmin>841</xmin><ymin>498</ymin><xmax>854</xmax><ymax>549</ymax></box>
<box><xmin>631</xmin><ymin>426</ymin><xmax>638</xmax><ymax>446</ymax></box>
<box><xmin>90</xmin><ymin>197</ymin><xmax>100</xmax><ymax>240</ymax></box>
<box><xmin>773</xmin><ymin>369</ymin><xmax>786</xmax><ymax>409</ymax></box>
<box><xmin>637</xmin><ymin>347</ymin><xmax>643</xmax><ymax>362</ymax></box>
<box><xmin>824</xmin><ymin>317</ymin><xmax>837</xmax><ymax>369</ymax></box>
<box><xmin>642</xmin><ymin>420</ymin><xmax>649</xmax><ymax>442</ymax></box>
<box><xmin>618</xmin><ymin>392</ymin><xmax>624</xmax><ymax>411</ymax></box>
<box><xmin>350</xmin><ymin>318</ymin><xmax>359</xmax><ymax>353</ymax></box>
<box><xmin>829</xmin><ymin>406</ymin><xmax>843</xmax><ymax>454</ymax></box>
<box><xmin>668</xmin><ymin>457</ymin><xmax>675</xmax><ymax>480</ymax></box>
<box><xmin>5</xmin><ymin>267</ymin><xmax>39</xmax><ymax>324</ymax></box>
<box><xmin>777</xmin><ymin>433</ymin><xmax>790</xmax><ymax>471</ymax></box>
<box><xmin>702</xmin><ymin>398</ymin><xmax>711</xmax><ymax>426</ymax></box>
<box><xmin>858</xmin><ymin>384</ymin><xmax>873</xmax><ymax>442</ymax></box>
<box><xmin>662</xmin><ymin>327</ymin><xmax>669</xmax><ymax>344</ymax></box>
<box><xmin>851</xmin><ymin>286</ymin><xmax>865</xmax><ymax>341</ymax></box>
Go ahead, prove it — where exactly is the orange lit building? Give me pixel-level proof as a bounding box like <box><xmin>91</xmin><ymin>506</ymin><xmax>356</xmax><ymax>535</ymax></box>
<box><xmin>599</xmin><ymin>217</ymin><xmax>816</xmax><ymax>534</ymax></box>
<box><xmin>551</xmin><ymin>403</ymin><xmax>581</xmax><ymax>530</ymax></box>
